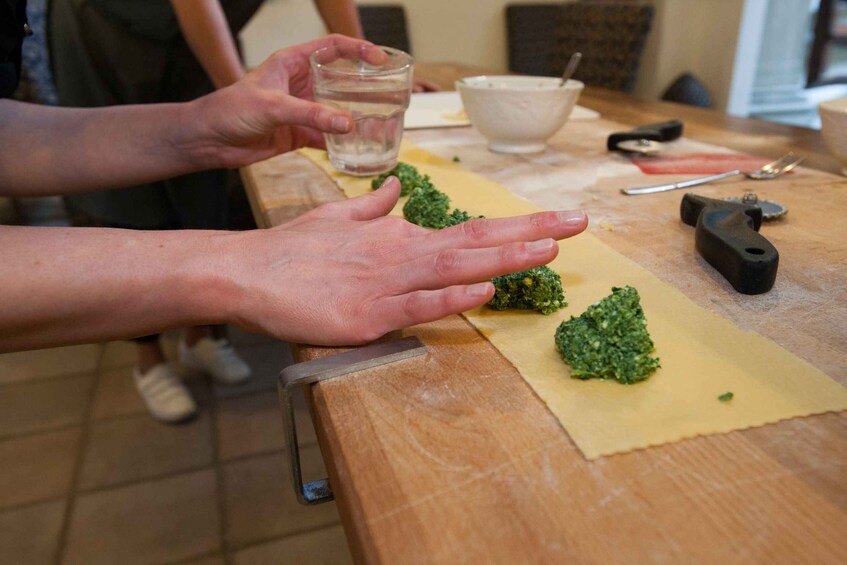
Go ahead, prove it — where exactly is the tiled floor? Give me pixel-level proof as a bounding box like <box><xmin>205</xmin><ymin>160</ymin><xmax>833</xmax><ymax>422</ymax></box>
<box><xmin>0</xmin><ymin>327</ymin><xmax>352</xmax><ymax>565</ymax></box>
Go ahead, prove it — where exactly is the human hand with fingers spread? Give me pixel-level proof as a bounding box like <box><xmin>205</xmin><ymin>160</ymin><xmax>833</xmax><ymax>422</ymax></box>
<box><xmin>228</xmin><ymin>177</ymin><xmax>588</xmax><ymax>345</ymax></box>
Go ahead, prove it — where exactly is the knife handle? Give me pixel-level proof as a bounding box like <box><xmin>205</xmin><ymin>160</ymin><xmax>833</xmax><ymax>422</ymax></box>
<box><xmin>680</xmin><ymin>194</ymin><xmax>778</xmax><ymax>295</ymax></box>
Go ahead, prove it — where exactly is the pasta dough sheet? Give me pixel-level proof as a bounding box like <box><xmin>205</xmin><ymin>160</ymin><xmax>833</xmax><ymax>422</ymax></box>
<box><xmin>300</xmin><ymin>144</ymin><xmax>847</xmax><ymax>459</ymax></box>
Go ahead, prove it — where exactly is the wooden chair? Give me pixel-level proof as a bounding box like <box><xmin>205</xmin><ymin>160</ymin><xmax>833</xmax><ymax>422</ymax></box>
<box><xmin>357</xmin><ymin>5</ymin><xmax>411</xmax><ymax>54</ymax></box>
<box><xmin>505</xmin><ymin>4</ymin><xmax>564</xmax><ymax>76</ymax></box>
<box><xmin>549</xmin><ymin>1</ymin><xmax>655</xmax><ymax>92</ymax></box>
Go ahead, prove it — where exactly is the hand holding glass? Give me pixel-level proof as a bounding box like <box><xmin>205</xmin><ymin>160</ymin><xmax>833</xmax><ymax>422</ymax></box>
<box><xmin>310</xmin><ymin>45</ymin><xmax>413</xmax><ymax>176</ymax></box>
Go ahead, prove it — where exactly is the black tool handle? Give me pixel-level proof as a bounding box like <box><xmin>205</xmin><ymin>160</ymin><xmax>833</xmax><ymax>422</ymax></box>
<box><xmin>607</xmin><ymin>119</ymin><xmax>684</xmax><ymax>151</ymax></box>
<box><xmin>680</xmin><ymin>194</ymin><xmax>778</xmax><ymax>294</ymax></box>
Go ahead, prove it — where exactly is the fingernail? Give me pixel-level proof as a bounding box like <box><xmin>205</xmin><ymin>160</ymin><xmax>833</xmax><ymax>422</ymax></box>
<box><xmin>331</xmin><ymin>115</ymin><xmax>351</xmax><ymax>132</ymax></box>
<box><xmin>467</xmin><ymin>282</ymin><xmax>492</xmax><ymax>297</ymax></box>
<box><xmin>558</xmin><ymin>210</ymin><xmax>586</xmax><ymax>225</ymax></box>
<box><xmin>526</xmin><ymin>238</ymin><xmax>555</xmax><ymax>253</ymax></box>
<box><xmin>379</xmin><ymin>176</ymin><xmax>398</xmax><ymax>190</ymax></box>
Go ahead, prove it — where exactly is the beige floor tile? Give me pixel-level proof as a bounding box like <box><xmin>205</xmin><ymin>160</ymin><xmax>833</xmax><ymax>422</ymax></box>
<box><xmin>222</xmin><ymin>449</ymin><xmax>339</xmax><ymax>549</ymax></box>
<box><xmin>79</xmin><ymin>412</ymin><xmax>214</xmax><ymax>491</ymax></box>
<box><xmin>62</xmin><ymin>470</ymin><xmax>221</xmax><ymax>565</ymax></box>
<box><xmin>0</xmin><ymin>428</ymin><xmax>81</xmax><ymax>509</ymax></box>
<box><xmin>0</xmin><ymin>344</ymin><xmax>101</xmax><ymax>385</ymax></box>
<box><xmin>231</xmin><ymin>525</ymin><xmax>353</xmax><ymax>565</ymax></box>
<box><xmin>91</xmin><ymin>366</ymin><xmax>211</xmax><ymax>421</ymax></box>
<box><xmin>216</xmin><ymin>389</ymin><xmax>316</xmax><ymax>461</ymax></box>
<box><xmin>0</xmin><ymin>499</ymin><xmax>65</xmax><ymax>565</ymax></box>
<box><xmin>90</xmin><ymin>366</ymin><xmax>146</xmax><ymax>420</ymax></box>
<box><xmin>213</xmin><ymin>343</ymin><xmax>294</xmax><ymax>400</ymax></box>
<box><xmin>0</xmin><ymin>374</ymin><xmax>94</xmax><ymax>438</ymax></box>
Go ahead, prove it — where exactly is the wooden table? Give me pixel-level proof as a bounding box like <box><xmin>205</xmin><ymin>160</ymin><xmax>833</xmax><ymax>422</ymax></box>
<box><xmin>241</xmin><ymin>64</ymin><xmax>847</xmax><ymax>564</ymax></box>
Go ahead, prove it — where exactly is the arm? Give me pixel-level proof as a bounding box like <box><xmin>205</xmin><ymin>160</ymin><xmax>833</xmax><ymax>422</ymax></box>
<box><xmin>170</xmin><ymin>0</ymin><xmax>245</xmax><ymax>89</ymax></box>
<box><xmin>0</xmin><ymin>179</ymin><xmax>588</xmax><ymax>352</ymax></box>
<box><xmin>313</xmin><ymin>0</ymin><xmax>365</xmax><ymax>38</ymax></box>
<box><xmin>0</xmin><ymin>35</ymin><xmax>380</xmax><ymax>196</ymax></box>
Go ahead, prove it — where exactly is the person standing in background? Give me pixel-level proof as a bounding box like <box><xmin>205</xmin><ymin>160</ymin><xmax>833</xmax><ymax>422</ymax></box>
<box><xmin>47</xmin><ymin>0</ymin><xmax>370</xmax><ymax>423</ymax></box>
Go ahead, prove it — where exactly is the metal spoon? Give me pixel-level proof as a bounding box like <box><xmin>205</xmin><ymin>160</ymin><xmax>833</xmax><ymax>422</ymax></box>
<box><xmin>621</xmin><ymin>153</ymin><xmax>805</xmax><ymax>195</ymax></box>
<box><xmin>560</xmin><ymin>52</ymin><xmax>582</xmax><ymax>86</ymax></box>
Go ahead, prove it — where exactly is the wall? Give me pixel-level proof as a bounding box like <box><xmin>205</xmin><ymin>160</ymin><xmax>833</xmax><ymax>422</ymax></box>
<box><xmin>240</xmin><ymin>0</ymin><xmax>562</xmax><ymax>71</ymax></box>
<box><xmin>240</xmin><ymin>0</ymin><xmax>748</xmax><ymax>111</ymax></box>
<box><xmin>634</xmin><ymin>0</ymin><xmax>746</xmax><ymax>111</ymax></box>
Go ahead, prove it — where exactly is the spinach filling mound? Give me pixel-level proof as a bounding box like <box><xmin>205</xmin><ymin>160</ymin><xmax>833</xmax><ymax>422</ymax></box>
<box><xmin>371</xmin><ymin>162</ymin><xmax>430</xmax><ymax>196</ymax></box>
<box><xmin>402</xmin><ymin>180</ymin><xmax>481</xmax><ymax>229</ymax></box>
<box><xmin>554</xmin><ymin>286</ymin><xmax>660</xmax><ymax>384</ymax></box>
<box><xmin>488</xmin><ymin>266</ymin><xmax>567</xmax><ymax>315</ymax></box>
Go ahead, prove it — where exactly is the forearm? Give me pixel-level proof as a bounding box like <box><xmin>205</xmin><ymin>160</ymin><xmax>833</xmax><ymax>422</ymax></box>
<box><xmin>0</xmin><ymin>99</ymin><xmax>215</xmax><ymax>196</ymax></box>
<box><xmin>314</xmin><ymin>0</ymin><xmax>364</xmax><ymax>38</ymax></box>
<box><xmin>171</xmin><ymin>0</ymin><xmax>245</xmax><ymax>88</ymax></box>
<box><xmin>0</xmin><ymin>225</ymin><xmax>241</xmax><ymax>352</ymax></box>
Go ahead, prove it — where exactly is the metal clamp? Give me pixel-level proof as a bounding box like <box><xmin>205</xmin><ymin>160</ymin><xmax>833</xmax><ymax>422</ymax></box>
<box><xmin>278</xmin><ymin>336</ymin><xmax>427</xmax><ymax>505</ymax></box>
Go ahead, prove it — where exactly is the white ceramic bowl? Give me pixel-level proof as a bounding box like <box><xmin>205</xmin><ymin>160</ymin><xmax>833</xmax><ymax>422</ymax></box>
<box><xmin>819</xmin><ymin>97</ymin><xmax>847</xmax><ymax>177</ymax></box>
<box><xmin>456</xmin><ymin>75</ymin><xmax>584</xmax><ymax>153</ymax></box>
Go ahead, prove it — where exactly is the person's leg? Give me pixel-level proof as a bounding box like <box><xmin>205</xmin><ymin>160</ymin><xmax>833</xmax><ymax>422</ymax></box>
<box><xmin>133</xmin><ymin>334</ymin><xmax>197</xmax><ymax>423</ymax></box>
<box><xmin>179</xmin><ymin>327</ymin><xmax>251</xmax><ymax>385</ymax></box>
<box><xmin>136</xmin><ymin>334</ymin><xmax>167</xmax><ymax>372</ymax></box>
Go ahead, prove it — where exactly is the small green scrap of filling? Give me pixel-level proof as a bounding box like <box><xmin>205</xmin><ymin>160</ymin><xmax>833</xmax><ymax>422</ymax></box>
<box><xmin>488</xmin><ymin>266</ymin><xmax>567</xmax><ymax>315</ymax></box>
<box><xmin>718</xmin><ymin>392</ymin><xmax>734</xmax><ymax>402</ymax></box>
<box><xmin>371</xmin><ymin>162</ymin><xmax>430</xmax><ymax>196</ymax></box>
<box><xmin>554</xmin><ymin>286</ymin><xmax>660</xmax><ymax>384</ymax></box>
<box><xmin>402</xmin><ymin>180</ymin><xmax>481</xmax><ymax>229</ymax></box>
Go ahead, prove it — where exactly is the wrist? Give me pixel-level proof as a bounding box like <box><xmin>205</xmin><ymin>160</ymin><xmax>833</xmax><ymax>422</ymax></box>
<box><xmin>172</xmin><ymin>96</ymin><xmax>226</xmax><ymax>172</ymax></box>
<box><xmin>170</xmin><ymin>230</ymin><xmax>248</xmax><ymax>329</ymax></box>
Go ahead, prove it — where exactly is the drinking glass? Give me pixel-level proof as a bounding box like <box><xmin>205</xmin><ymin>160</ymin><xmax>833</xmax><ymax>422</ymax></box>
<box><xmin>310</xmin><ymin>45</ymin><xmax>413</xmax><ymax>176</ymax></box>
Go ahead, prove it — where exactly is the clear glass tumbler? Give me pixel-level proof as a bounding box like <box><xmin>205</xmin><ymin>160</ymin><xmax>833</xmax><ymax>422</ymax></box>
<box><xmin>310</xmin><ymin>45</ymin><xmax>413</xmax><ymax>176</ymax></box>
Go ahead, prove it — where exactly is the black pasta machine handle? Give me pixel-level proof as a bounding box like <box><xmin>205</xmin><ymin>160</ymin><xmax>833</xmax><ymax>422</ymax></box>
<box><xmin>680</xmin><ymin>194</ymin><xmax>779</xmax><ymax>295</ymax></box>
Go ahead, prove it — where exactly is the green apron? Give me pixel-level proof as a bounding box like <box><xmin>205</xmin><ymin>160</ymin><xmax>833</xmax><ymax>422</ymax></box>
<box><xmin>48</xmin><ymin>0</ymin><xmax>263</xmax><ymax>229</ymax></box>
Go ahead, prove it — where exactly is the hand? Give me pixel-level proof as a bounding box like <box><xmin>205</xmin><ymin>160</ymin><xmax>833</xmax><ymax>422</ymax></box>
<box><xmin>225</xmin><ymin>178</ymin><xmax>588</xmax><ymax>345</ymax></box>
<box><xmin>190</xmin><ymin>34</ymin><xmax>386</xmax><ymax>169</ymax></box>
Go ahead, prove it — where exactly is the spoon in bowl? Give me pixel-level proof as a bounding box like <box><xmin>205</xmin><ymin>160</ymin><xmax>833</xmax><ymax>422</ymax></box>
<box><xmin>560</xmin><ymin>52</ymin><xmax>582</xmax><ymax>86</ymax></box>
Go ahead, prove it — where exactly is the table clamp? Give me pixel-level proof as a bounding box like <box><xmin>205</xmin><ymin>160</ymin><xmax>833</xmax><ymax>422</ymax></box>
<box><xmin>278</xmin><ymin>336</ymin><xmax>427</xmax><ymax>505</ymax></box>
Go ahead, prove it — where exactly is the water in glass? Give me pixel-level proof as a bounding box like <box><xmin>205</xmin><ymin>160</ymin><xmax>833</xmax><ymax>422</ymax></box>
<box><xmin>315</xmin><ymin>78</ymin><xmax>410</xmax><ymax>176</ymax></box>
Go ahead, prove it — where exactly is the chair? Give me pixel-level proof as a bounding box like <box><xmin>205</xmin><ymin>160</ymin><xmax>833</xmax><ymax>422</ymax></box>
<box><xmin>505</xmin><ymin>4</ymin><xmax>564</xmax><ymax>76</ymax></box>
<box><xmin>357</xmin><ymin>5</ymin><xmax>411</xmax><ymax>54</ymax></box>
<box><xmin>549</xmin><ymin>1</ymin><xmax>655</xmax><ymax>93</ymax></box>
<box><xmin>661</xmin><ymin>73</ymin><xmax>712</xmax><ymax>108</ymax></box>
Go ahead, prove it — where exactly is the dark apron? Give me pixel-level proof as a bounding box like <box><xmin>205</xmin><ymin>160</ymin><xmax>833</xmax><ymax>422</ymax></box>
<box><xmin>48</xmin><ymin>0</ymin><xmax>263</xmax><ymax>229</ymax></box>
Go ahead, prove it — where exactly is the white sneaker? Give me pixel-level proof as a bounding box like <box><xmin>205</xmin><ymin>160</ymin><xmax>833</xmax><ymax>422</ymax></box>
<box><xmin>178</xmin><ymin>337</ymin><xmax>251</xmax><ymax>385</ymax></box>
<box><xmin>133</xmin><ymin>363</ymin><xmax>197</xmax><ymax>423</ymax></box>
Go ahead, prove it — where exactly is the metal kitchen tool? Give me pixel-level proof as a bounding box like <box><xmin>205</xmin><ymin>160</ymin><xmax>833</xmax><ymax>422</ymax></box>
<box><xmin>559</xmin><ymin>51</ymin><xmax>582</xmax><ymax>86</ymax></box>
<box><xmin>607</xmin><ymin>119</ymin><xmax>684</xmax><ymax>154</ymax></box>
<box><xmin>723</xmin><ymin>193</ymin><xmax>787</xmax><ymax>221</ymax></box>
<box><xmin>680</xmin><ymin>193</ymin><xmax>779</xmax><ymax>294</ymax></box>
<box><xmin>623</xmin><ymin>153</ymin><xmax>804</xmax><ymax>195</ymax></box>
<box><xmin>278</xmin><ymin>336</ymin><xmax>426</xmax><ymax>505</ymax></box>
